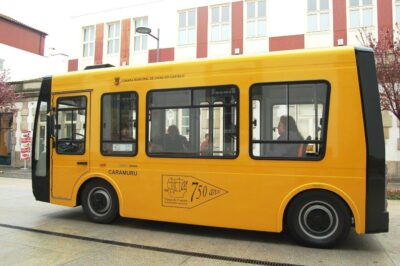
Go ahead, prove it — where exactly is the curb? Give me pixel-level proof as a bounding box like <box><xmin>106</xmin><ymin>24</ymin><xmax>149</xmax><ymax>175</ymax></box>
<box><xmin>388</xmin><ymin>177</ymin><xmax>400</xmax><ymax>183</ymax></box>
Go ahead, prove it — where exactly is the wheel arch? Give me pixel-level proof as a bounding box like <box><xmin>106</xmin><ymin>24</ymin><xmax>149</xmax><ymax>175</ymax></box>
<box><xmin>71</xmin><ymin>173</ymin><xmax>124</xmax><ymax>215</ymax></box>
<box><xmin>277</xmin><ymin>183</ymin><xmax>363</xmax><ymax>234</ymax></box>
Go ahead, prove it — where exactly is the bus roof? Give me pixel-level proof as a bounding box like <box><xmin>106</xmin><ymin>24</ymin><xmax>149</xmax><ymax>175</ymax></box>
<box><xmin>52</xmin><ymin>46</ymin><xmax>365</xmax><ymax>90</ymax></box>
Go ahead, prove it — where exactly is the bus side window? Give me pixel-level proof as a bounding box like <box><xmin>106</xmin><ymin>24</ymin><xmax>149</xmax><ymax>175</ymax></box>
<box><xmin>101</xmin><ymin>92</ymin><xmax>138</xmax><ymax>156</ymax></box>
<box><xmin>147</xmin><ymin>86</ymin><xmax>239</xmax><ymax>158</ymax></box>
<box><xmin>250</xmin><ymin>82</ymin><xmax>329</xmax><ymax>160</ymax></box>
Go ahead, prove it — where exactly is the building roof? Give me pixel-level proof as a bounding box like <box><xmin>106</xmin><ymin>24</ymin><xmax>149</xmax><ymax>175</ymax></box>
<box><xmin>0</xmin><ymin>13</ymin><xmax>47</xmax><ymax>36</ymax></box>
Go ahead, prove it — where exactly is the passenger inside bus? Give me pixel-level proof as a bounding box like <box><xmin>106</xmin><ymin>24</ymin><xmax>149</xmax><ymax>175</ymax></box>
<box><xmin>200</xmin><ymin>133</ymin><xmax>210</xmax><ymax>155</ymax></box>
<box><xmin>120</xmin><ymin>125</ymin><xmax>132</xmax><ymax>140</ymax></box>
<box><xmin>149</xmin><ymin>135</ymin><xmax>163</xmax><ymax>153</ymax></box>
<box><xmin>164</xmin><ymin>125</ymin><xmax>189</xmax><ymax>153</ymax></box>
<box><xmin>272</xmin><ymin>115</ymin><xmax>304</xmax><ymax>157</ymax></box>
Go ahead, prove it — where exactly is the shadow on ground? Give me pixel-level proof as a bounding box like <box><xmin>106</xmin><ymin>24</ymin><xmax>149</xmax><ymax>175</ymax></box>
<box><xmin>44</xmin><ymin>206</ymin><xmax>382</xmax><ymax>253</ymax></box>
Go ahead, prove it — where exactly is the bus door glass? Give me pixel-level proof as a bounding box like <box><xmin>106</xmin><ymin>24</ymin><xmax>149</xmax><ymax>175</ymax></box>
<box><xmin>51</xmin><ymin>92</ymin><xmax>90</xmax><ymax>199</ymax></box>
<box><xmin>34</xmin><ymin>102</ymin><xmax>48</xmax><ymax>176</ymax></box>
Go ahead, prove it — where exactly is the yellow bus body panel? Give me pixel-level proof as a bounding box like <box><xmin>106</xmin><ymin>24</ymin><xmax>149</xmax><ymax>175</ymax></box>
<box><xmin>49</xmin><ymin>47</ymin><xmax>366</xmax><ymax>234</ymax></box>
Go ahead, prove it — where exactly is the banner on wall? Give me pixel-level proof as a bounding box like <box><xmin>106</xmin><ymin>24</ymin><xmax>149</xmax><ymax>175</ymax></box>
<box><xmin>20</xmin><ymin>130</ymin><xmax>32</xmax><ymax>161</ymax></box>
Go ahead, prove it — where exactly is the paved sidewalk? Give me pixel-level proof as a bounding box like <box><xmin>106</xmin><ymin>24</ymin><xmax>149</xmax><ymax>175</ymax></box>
<box><xmin>0</xmin><ymin>166</ymin><xmax>31</xmax><ymax>179</ymax></box>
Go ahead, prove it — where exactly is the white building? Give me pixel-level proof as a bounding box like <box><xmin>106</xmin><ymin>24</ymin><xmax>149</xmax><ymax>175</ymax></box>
<box><xmin>0</xmin><ymin>43</ymin><xmax>68</xmax><ymax>82</ymax></box>
<box><xmin>0</xmin><ymin>13</ymin><xmax>68</xmax><ymax>167</ymax></box>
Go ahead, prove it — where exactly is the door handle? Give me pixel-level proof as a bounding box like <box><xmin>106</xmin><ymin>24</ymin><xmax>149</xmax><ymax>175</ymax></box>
<box><xmin>77</xmin><ymin>161</ymin><xmax>88</xmax><ymax>165</ymax></box>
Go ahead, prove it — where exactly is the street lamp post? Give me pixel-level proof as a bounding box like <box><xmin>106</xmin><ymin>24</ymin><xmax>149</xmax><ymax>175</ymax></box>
<box><xmin>135</xmin><ymin>27</ymin><xmax>160</xmax><ymax>63</ymax></box>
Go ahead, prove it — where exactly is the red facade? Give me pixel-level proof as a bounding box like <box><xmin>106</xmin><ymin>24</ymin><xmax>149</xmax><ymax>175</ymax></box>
<box><xmin>333</xmin><ymin>0</ymin><xmax>347</xmax><ymax>46</ymax></box>
<box><xmin>0</xmin><ymin>15</ymin><xmax>47</xmax><ymax>56</ymax></box>
<box><xmin>378</xmin><ymin>0</ymin><xmax>393</xmax><ymax>40</ymax></box>
<box><xmin>148</xmin><ymin>47</ymin><xmax>175</xmax><ymax>63</ymax></box>
<box><xmin>94</xmin><ymin>23</ymin><xmax>104</xmax><ymax>65</ymax></box>
<box><xmin>68</xmin><ymin>59</ymin><xmax>78</xmax><ymax>72</ymax></box>
<box><xmin>269</xmin><ymin>35</ymin><xmax>305</xmax><ymax>52</ymax></box>
<box><xmin>197</xmin><ymin>6</ymin><xmax>208</xmax><ymax>58</ymax></box>
<box><xmin>120</xmin><ymin>19</ymin><xmax>131</xmax><ymax>66</ymax></box>
<box><xmin>231</xmin><ymin>1</ymin><xmax>244</xmax><ymax>55</ymax></box>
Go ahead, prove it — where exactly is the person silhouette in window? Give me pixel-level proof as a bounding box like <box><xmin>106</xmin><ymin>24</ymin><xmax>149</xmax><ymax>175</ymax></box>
<box><xmin>120</xmin><ymin>125</ymin><xmax>132</xmax><ymax>141</ymax></box>
<box><xmin>273</xmin><ymin>115</ymin><xmax>304</xmax><ymax>157</ymax></box>
<box><xmin>200</xmin><ymin>133</ymin><xmax>210</xmax><ymax>155</ymax></box>
<box><xmin>149</xmin><ymin>135</ymin><xmax>163</xmax><ymax>153</ymax></box>
<box><xmin>164</xmin><ymin>125</ymin><xmax>188</xmax><ymax>153</ymax></box>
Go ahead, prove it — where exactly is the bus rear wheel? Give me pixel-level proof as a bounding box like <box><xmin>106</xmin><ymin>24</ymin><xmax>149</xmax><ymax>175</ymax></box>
<box><xmin>286</xmin><ymin>190</ymin><xmax>351</xmax><ymax>248</ymax></box>
<box><xmin>82</xmin><ymin>179</ymin><xmax>119</xmax><ymax>224</ymax></box>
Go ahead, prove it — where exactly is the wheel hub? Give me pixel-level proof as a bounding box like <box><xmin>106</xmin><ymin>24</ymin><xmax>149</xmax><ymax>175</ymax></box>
<box><xmin>88</xmin><ymin>188</ymin><xmax>112</xmax><ymax>216</ymax></box>
<box><xmin>298</xmin><ymin>201</ymin><xmax>339</xmax><ymax>240</ymax></box>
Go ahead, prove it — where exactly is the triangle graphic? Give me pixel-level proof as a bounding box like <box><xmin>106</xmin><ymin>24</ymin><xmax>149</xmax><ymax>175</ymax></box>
<box><xmin>162</xmin><ymin>175</ymin><xmax>228</xmax><ymax>209</ymax></box>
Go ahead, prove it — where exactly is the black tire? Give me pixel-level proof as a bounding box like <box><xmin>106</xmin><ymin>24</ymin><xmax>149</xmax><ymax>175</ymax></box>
<box><xmin>81</xmin><ymin>179</ymin><xmax>119</xmax><ymax>224</ymax></box>
<box><xmin>286</xmin><ymin>190</ymin><xmax>351</xmax><ymax>248</ymax></box>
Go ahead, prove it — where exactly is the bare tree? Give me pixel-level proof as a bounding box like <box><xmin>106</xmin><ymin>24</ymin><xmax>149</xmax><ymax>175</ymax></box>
<box><xmin>0</xmin><ymin>70</ymin><xmax>19</xmax><ymax>113</ymax></box>
<box><xmin>358</xmin><ymin>26</ymin><xmax>400</xmax><ymax>121</ymax></box>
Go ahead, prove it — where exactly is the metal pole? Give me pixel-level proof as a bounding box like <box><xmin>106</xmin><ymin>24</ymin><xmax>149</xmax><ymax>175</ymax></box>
<box><xmin>22</xmin><ymin>160</ymin><xmax>27</xmax><ymax>170</ymax></box>
<box><xmin>156</xmin><ymin>28</ymin><xmax>160</xmax><ymax>62</ymax></box>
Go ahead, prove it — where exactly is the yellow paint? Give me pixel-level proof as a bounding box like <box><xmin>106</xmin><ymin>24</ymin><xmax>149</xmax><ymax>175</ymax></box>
<box><xmin>49</xmin><ymin>47</ymin><xmax>367</xmax><ymax>234</ymax></box>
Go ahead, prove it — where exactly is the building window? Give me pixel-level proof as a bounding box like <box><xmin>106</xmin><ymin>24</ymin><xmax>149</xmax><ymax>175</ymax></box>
<box><xmin>178</xmin><ymin>9</ymin><xmax>196</xmax><ymax>45</ymax></box>
<box><xmin>246</xmin><ymin>0</ymin><xmax>267</xmax><ymax>38</ymax></box>
<box><xmin>250</xmin><ymin>82</ymin><xmax>329</xmax><ymax>160</ymax></box>
<box><xmin>147</xmin><ymin>86</ymin><xmax>238</xmax><ymax>158</ymax></box>
<box><xmin>82</xmin><ymin>26</ymin><xmax>95</xmax><ymax>57</ymax></box>
<box><xmin>307</xmin><ymin>0</ymin><xmax>330</xmax><ymax>32</ymax></box>
<box><xmin>396</xmin><ymin>0</ymin><xmax>400</xmax><ymax>24</ymax></box>
<box><xmin>382</xmin><ymin>110</ymin><xmax>392</xmax><ymax>140</ymax></box>
<box><xmin>210</xmin><ymin>5</ymin><xmax>230</xmax><ymax>42</ymax></box>
<box><xmin>101</xmin><ymin>92</ymin><xmax>138</xmax><ymax>156</ymax></box>
<box><xmin>133</xmin><ymin>17</ymin><xmax>148</xmax><ymax>51</ymax></box>
<box><xmin>107</xmin><ymin>22</ymin><xmax>120</xmax><ymax>54</ymax></box>
<box><xmin>349</xmin><ymin>0</ymin><xmax>373</xmax><ymax>28</ymax></box>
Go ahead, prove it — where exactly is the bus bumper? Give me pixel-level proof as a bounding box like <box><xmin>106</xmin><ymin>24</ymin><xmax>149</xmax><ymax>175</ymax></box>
<box><xmin>365</xmin><ymin>210</ymin><xmax>389</xmax><ymax>233</ymax></box>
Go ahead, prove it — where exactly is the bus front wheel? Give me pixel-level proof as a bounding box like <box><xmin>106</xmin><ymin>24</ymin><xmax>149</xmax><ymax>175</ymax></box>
<box><xmin>81</xmin><ymin>179</ymin><xmax>119</xmax><ymax>224</ymax></box>
<box><xmin>286</xmin><ymin>190</ymin><xmax>351</xmax><ymax>248</ymax></box>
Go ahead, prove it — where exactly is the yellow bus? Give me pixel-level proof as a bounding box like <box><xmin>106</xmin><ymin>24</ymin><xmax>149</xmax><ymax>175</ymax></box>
<box><xmin>32</xmin><ymin>47</ymin><xmax>388</xmax><ymax>248</ymax></box>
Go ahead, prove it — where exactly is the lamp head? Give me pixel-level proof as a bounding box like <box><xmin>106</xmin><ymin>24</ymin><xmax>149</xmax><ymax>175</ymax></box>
<box><xmin>136</xmin><ymin>27</ymin><xmax>151</xmax><ymax>34</ymax></box>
